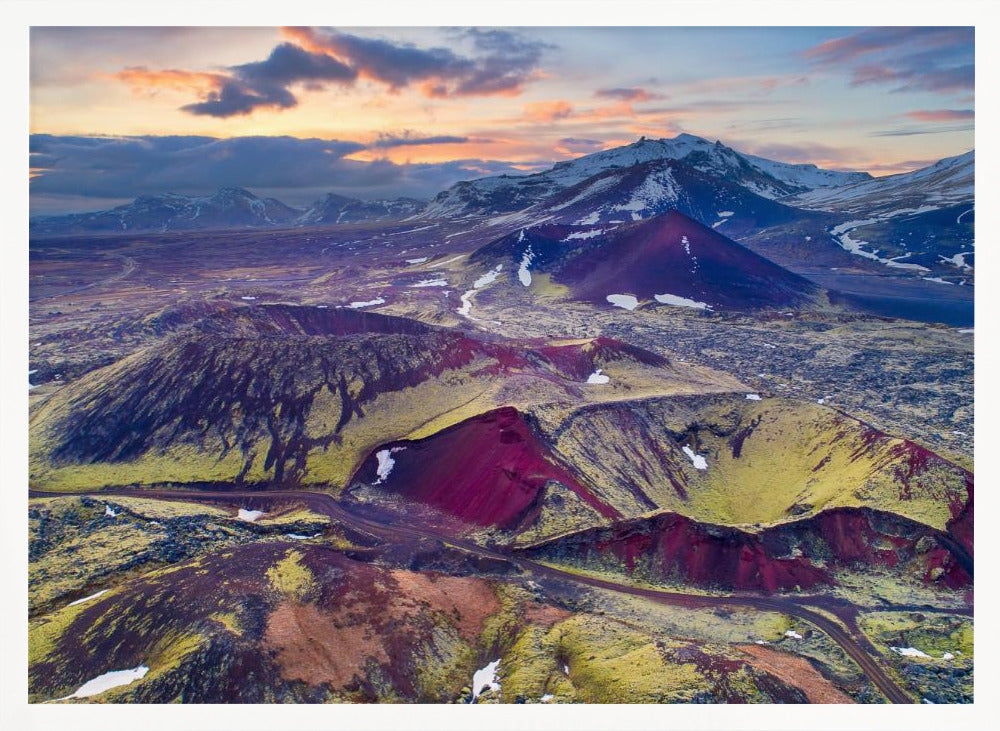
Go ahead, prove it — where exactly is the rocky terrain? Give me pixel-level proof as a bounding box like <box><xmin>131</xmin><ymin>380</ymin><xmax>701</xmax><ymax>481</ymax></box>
<box><xmin>28</xmin><ymin>134</ymin><xmax>974</xmax><ymax>705</ymax></box>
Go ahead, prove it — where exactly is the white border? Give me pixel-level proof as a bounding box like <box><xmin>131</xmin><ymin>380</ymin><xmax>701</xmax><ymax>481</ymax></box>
<box><xmin>2</xmin><ymin>2</ymin><xmax>994</xmax><ymax>730</ymax></box>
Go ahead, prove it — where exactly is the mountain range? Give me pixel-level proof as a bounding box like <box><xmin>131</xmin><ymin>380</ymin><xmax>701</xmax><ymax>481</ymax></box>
<box><xmin>32</xmin><ymin>132</ymin><xmax>944</xmax><ymax>237</ymax></box>
<box><xmin>28</xmin><ymin>133</ymin><xmax>975</xmax><ymax>283</ymax></box>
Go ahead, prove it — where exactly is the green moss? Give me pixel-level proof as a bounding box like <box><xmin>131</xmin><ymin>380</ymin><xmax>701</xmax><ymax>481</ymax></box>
<box><xmin>266</xmin><ymin>549</ymin><xmax>315</xmax><ymax>600</ymax></box>
<box><xmin>29</xmin><ymin>601</ymin><xmax>93</xmax><ymax>665</ymax></box>
<box><xmin>552</xmin><ymin>396</ymin><xmax>969</xmax><ymax>530</ymax></box>
<box><xmin>555</xmin><ymin>614</ymin><xmax>705</xmax><ymax>703</ymax></box>
<box><xmin>859</xmin><ymin>611</ymin><xmax>973</xmax><ymax>659</ymax></box>
<box><xmin>209</xmin><ymin>612</ymin><xmax>243</xmax><ymax>637</ymax></box>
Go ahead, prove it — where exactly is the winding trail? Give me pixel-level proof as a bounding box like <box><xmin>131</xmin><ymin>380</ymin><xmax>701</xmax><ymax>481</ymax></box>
<box><xmin>32</xmin><ymin>487</ymin><xmax>919</xmax><ymax>704</ymax></box>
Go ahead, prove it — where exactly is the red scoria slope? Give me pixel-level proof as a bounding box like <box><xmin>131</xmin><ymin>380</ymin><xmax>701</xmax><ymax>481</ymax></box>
<box><xmin>553</xmin><ymin>211</ymin><xmax>818</xmax><ymax>310</ymax></box>
<box><xmin>350</xmin><ymin>406</ymin><xmax>620</xmax><ymax>531</ymax></box>
<box><xmin>521</xmin><ymin>506</ymin><xmax>971</xmax><ymax>594</ymax></box>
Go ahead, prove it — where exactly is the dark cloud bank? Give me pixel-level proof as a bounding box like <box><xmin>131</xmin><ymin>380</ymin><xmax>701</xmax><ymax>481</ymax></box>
<box><xmin>29</xmin><ymin>134</ymin><xmax>548</xmax><ymax>214</ymax></box>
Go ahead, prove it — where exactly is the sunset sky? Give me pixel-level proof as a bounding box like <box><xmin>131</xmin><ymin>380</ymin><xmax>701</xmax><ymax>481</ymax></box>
<box><xmin>29</xmin><ymin>26</ymin><xmax>975</xmax><ymax>213</ymax></box>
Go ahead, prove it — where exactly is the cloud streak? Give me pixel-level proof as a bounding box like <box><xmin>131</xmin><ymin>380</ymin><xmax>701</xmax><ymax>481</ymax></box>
<box><xmin>904</xmin><ymin>108</ymin><xmax>974</xmax><ymax>122</ymax></box>
<box><xmin>594</xmin><ymin>87</ymin><xmax>661</xmax><ymax>103</ymax></box>
<box><xmin>803</xmin><ymin>26</ymin><xmax>973</xmax><ymax>94</ymax></box>
<box><xmin>371</xmin><ymin>132</ymin><xmax>472</xmax><ymax>148</ymax></box>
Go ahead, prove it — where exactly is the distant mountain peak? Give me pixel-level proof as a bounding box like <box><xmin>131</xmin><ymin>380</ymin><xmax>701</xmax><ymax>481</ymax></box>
<box><xmin>422</xmin><ymin>133</ymin><xmax>871</xmax><ymax>220</ymax></box>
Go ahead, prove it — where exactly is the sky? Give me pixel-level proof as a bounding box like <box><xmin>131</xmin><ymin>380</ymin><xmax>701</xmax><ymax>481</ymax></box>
<box><xmin>29</xmin><ymin>26</ymin><xmax>975</xmax><ymax>214</ymax></box>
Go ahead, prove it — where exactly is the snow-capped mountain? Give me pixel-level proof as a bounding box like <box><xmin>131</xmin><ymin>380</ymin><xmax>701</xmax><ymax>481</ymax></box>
<box><xmin>30</xmin><ymin>187</ymin><xmax>301</xmax><ymax>236</ymax></box>
<box><xmin>491</xmin><ymin>157</ymin><xmax>816</xmax><ymax>231</ymax></box>
<box><xmin>788</xmin><ymin>150</ymin><xmax>974</xmax><ymax>216</ymax></box>
<box><xmin>296</xmin><ymin>194</ymin><xmax>425</xmax><ymax>225</ymax></box>
<box><xmin>422</xmin><ymin>134</ymin><xmax>871</xmax><ymax>219</ymax></box>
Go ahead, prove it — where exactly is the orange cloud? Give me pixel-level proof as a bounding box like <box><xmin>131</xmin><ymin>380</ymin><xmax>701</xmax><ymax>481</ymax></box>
<box><xmin>112</xmin><ymin>67</ymin><xmax>226</xmax><ymax>95</ymax></box>
<box><xmin>524</xmin><ymin>100</ymin><xmax>574</xmax><ymax>122</ymax></box>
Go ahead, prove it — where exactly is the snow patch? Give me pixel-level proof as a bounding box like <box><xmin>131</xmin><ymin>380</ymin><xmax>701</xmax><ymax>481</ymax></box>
<box><xmin>654</xmin><ymin>293</ymin><xmax>710</xmax><ymax>310</ymax></box>
<box><xmin>406</xmin><ymin>257</ymin><xmax>429</xmax><ymax>264</ymax></box>
<box><xmin>29</xmin><ymin>369</ymin><xmax>38</xmax><ymax>390</ymax></box>
<box><xmin>586</xmin><ymin>369</ymin><xmax>610</xmax><ymax>384</ymax></box>
<box><xmin>348</xmin><ymin>297</ymin><xmax>385</xmax><ymax>309</ymax></box>
<box><xmin>564</xmin><ymin>229</ymin><xmax>602</xmax><ymax>241</ymax></box>
<box><xmin>286</xmin><ymin>533</ymin><xmax>321</xmax><ymax>540</ymax></box>
<box><xmin>611</xmin><ymin>168</ymin><xmax>679</xmax><ymax>219</ymax></box>
<box><xmin>518</xmin><ymin>243</ymin><xmax>534</xmax><ymax>286</ymax></box>
<box><xmin>784</xmin><ymin>630</ymin><xmax>803</xmax><ymax>640</ymax></box>
<box><xmin>472</xmin><ymin>659</ymin><xmax>501</xmax><ymax>700</ymax></box>
<box><xmin>745</xmin><ymin>394</ymin><xmax>761</xmax><ymax>401</ymax></box>
<box><xmin>104</xmin><ymin>505</ymin><xmax>118</xmax><ymax>517</ymax></box>
<box><xmin>682</xmin><ymin>446</ymin><xmax>708</xmax><ymax>470</ymax></box>
<box><xmin>473</xmin><ymin>264</ymin><xmax>503</xmax><ymax>289</ymax></box>
<box><xmin>957</xmin><ymin>328</ymin><xmax>973</xmax><ymax>334</ymax></box>
<box><xmin>373</xmin><ymin>447</ymin><xmax>405</xmax><ymax>484</ymax></box>
<box><xmin>457</xmin><ymin>291</ymin><xmax>475</xmax><ymax>317</ymax></box>
<box><xmin>831</xmin><ymin>220</ymin><xmax>931</xmax><ymax>272</ymax></box>
<box><xmin>237</xmin><ymin>509</ymin><xmax>265</xmax><ymax>522</ymax></box>
<box><xmin>892</xmin><ymin>646</ymin><xmax>931</xmax><ymax>658</ymax></box>
<box><xmin>240</xmin><ymin>296</ymin><xmax>256</xmax><ymax>301</ymax></box>
<box><xmin>939</xmin><ymin>252</ymin><xmax>973</xmax><ymax>271</ymax></box>
<box><xmin>410</xmin><ymin>278</ymin><xmax>447</xmax><ymax>288</ymax></box>
<box><xmin>550</xmin><ymin>174</ymin><xmax>623</xmax><ymax>212</ymax></box>
<box><xmin>57</xmin><ymin>665</ymin><xmax>149</xmax><ymax>700</ymax></box>
<box><xmin>607</xmin><ymin>294</ymin><xmax>639</xmax><ymax>310</ymax></box>
<box><xmin>540</xmin><ymin>693</ymin><xmax>554</xmax><ymax>702</ymax></box>
<box><xmin>68</xmin><ymin>590</ymin><xmax>108</xmax><ymax>607</ymax></box>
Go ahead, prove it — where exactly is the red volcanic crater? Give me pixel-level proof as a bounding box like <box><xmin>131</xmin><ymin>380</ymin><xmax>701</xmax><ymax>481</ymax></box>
<box><xmin>553</xmin><ymin>211</ymin><xmax>817</xmax><ymax>310</ymax></box>
<box><xmin>350</xmin><ymin>406</ymin><xmax>620</xmax><ymax>531</ymax></box>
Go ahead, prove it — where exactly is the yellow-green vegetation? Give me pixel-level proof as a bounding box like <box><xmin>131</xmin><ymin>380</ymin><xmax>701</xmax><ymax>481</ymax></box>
<box><xmin>266</xmin><ymin>549</ymin><xmax>315</xmax><ymax>601</ymax></box>
<box><xmin>94</xmin><ymin>496</ymin><xmax>231</xmax><ymax>520</ymax></box>
<box><xmin>412</xmin><ymin>625</ymin><xmax>478</xmax><ymax>702</ymax></box>
<box><xmin>29</xmin><ymin>600</ymin><xmax>94</xmax><ymax>666</ymax></box>
<box><xmin>526</xmin><ymin>272</ymin><xmax>573</xmax><ymax>301</ymax></box>
<box><xmin>509</xmin><ymin>481</ymin><xmax>612</xmax><ymax>547</ymax></box>
<box><xmin>573</xmin><ymin>587</ymin><xmax>792</xmax><ymax>645</ymax></box>
<box><xmin>531</xmin><ymin>560</ymin><xmax>727</xmax><ymax>597</ymax></box>
<box><xmin>552</xmin><ymin>395</ymin><xmax>968</xmax><ymax>530</ymax></box>
<box><xmin>540</xmin><ymin>614</ymin><xmax>705</xmax><ymax>703</ymax></box>
<box><xmin>29</xmin><ymin>323</ymin><xmax>745</xmax><ymax>495</ymax></box>
<box><xmin>209</xmin><ymin>612</ymin><xmax>243</xmax><ymax>637</ymax></box>
<box><xmin>478</xmin><ymin>584</ymin><xmax>529</xmax><ymax>653</ymax></box>
<box><xmin>253</xmin><ymin>505</ymin><xmax>329</xmax><ymax>526</ymax></box>
<box><xmin>859</xmin><ymin>611</ymin><xmax>973</xmax><ymax>659</ymax></box>
<box><xmin>29</xmin><ymin>496</ymin><xmax>166</xmax><ymax>612</ymax></box>
<box><xmin>831</xmin><ymin>568</ymin><xmax>969</xmax><ymax>611</ymax></box>
<box><xmin>121</xmin><ymin>630</ymin><xmax>208</xmax><ymax>701</ymax></box>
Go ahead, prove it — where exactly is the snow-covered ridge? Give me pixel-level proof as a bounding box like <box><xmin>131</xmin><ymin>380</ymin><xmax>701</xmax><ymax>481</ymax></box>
<box><xmin>790</xmin><ymin>150</ymin><xmax>973</xmax><ymax>216</ymax></box>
